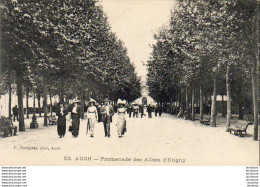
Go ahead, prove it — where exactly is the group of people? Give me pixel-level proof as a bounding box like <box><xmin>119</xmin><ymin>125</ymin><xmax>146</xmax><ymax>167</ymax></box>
<box><xmin>127</xmin><ymin>104</ymin><xmax>163</xmax><ymax>119</ymax></box>
<box><xmin>11</xmin><ymin>99</ymin><xmax>164</xmax><ymax>139</ymax></box>
<box><xmin>56</xmin><ymin>98</ymin><xmax>128</xmax><ymax>139</ymax></box>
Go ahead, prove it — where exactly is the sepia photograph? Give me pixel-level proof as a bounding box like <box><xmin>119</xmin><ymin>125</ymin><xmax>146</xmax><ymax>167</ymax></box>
<box><xmin>0</xmin><ymin>0</ymin><xmax>259</xmax><ymax>167</ymax></box>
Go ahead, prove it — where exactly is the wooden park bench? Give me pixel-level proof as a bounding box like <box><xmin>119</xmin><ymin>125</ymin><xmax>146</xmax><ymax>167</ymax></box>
<box><xmin>200</xmin><ymin>117</ymin><xmax>211</xmax><ymax>126</ymax></box>
<box><xmin>0</xmin><ymin>116</ymin><xmax>17</xmax><ymax>137</ymax></box>
<box><xmin>227</xmin><ymin>122</ymin><xmax>252</xmax><ymax>136</ymax></box>
<box><xmin>47</xmin><ymin>116</ymin><xmax>57</xmax><ymax>126</ymax></box>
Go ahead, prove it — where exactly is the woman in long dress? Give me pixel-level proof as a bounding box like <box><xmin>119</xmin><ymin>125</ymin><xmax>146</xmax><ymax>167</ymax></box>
<box><xmin>56</xmin><ymin>103</ymin><xmax>68</xmax><ymax>138</ymax></box>
<box><xmin>116</xmin><ymin>99</ymin><xmax>127</xmax><ymax>138</ymax></box>
<box><xmin>86</xmin><ymin>99</ymin><xmax>98</xmax><ymax>138</ymax></box>
<box><xmin>71</xmin><ymin>102</ymin><xmax>81</xmax><ymax>137</ymax></box>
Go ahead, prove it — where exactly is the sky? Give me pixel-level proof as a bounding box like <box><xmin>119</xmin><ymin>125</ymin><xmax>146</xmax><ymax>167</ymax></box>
<box><xmin>99</xmin><ymin>0</ymin><xmax>175</xmax><ymax>83</ymax></box>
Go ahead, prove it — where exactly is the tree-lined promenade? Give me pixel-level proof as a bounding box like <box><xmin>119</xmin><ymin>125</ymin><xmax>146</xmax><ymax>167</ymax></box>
<box><xmin>0</xmin><ymin>0</ymin><xmax>141</xmax><ymax>131</ymax></box>
<box><xmin>147</xmin><ymin>0</ymin><xmax>259</xmax><ymax>140</ymax></box>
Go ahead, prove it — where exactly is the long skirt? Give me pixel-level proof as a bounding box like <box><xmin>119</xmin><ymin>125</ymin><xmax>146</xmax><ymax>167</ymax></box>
<box><xmin>72</xmin><ymin>116</ymin><xmax>80</xmax><ymax>137</ymax></box>
<box><xmin>117</xmin><ymin>115</ymin><xmax>126</xmax><ymax>136</ymax></box>
<box><xmin>57</xmin><ymin>116</ymin><xmax>66</xmax><ymax>137</ymax></box>
<box><xmin>87</xmin><ymin>118</ymin><xmax>96</xmax><ymax>136</ymax></box>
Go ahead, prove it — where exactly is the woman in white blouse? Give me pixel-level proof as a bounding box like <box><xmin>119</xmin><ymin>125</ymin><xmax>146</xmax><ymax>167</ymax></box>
<box><xmin>86</xmin><ymin>99</ymin><xmax>98</xmax><ymax>138</ymax></box>
<box><xmin>116</xmin><ymin>99</ymin><xmax>127</xmax><ymax>138</ymax></box>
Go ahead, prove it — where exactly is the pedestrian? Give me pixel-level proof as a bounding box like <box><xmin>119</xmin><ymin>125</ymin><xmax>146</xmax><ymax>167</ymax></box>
<box><xmin>172</xmin><ymin>105</ymin><xmax>177</xmax><ymax>115</ymax></box>
<box><xmin>158</xmin><ymin>104</ymin><xmax>163</xmax><ymax>116</ymax></box>
<box><xmin>147</xmin><ymin>104</ymin><xmax>153</xmax><ymax>118</ymax></box>
<box><xmin>133</xmin><ymin>104</ymin><xmax>139</xmax><ymax>118</ymax></box>
<box><xmin>100</xmin><ymin>98</ymin><xmax>114</xmax><ymax>138</ymax></box>
<box><xmin>154</xmin><ymin>104</ymin><xmax>159</xmax><ymax>116</ymax></box>
<box><xmin>177</xmin><ymin>107</ymin><xmax>183</xmax><ymax>117</ymax></box>
<box><xmin>71</xmin><ymin>101</ymin><xmax>81</xmax><ymax>137</ymax></box>
<box><xmin>97</xmin><ymin>104</ymin><xmax>102</xmax><ymax>123</ymax></box>
<box><xmin>116</xmin><ymin>99</ymin><xmax>127</xmax><ymax>138</ymax></box>
<box><xmin>127</xmin><ymin>105</ymin><xmax>133</xmax><ymax>118</ymax></box>
<box><xmin>86</xmin><ymin>99</ymin><xmax>98</xmax><ymax>138</ymax></box>
<box><xmin>12</xmin><ymin>105</ymin><xmax>19</xmax><ymax>122</ymax></box>
<box><xmin>53</xmin><ymin>102</ymin><xmax>58</xmax><ymax>113</ymax></box>
<box><xmin>56</xmin><ymin>103</ymin><xmax>68</xmax><ymax>138</ymax></box>
<box><xmin>139</xmin><ymin>105</ymin><xmax>144</xmax><ymax>118</ymax></box>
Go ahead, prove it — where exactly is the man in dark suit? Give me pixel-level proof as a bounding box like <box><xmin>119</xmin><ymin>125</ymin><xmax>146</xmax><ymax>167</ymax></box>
<box><xmin>12</xmin><ymin>105</ymin><xmax>19</xmax><ymax>122</ymax></box>
<box><xmin>100</xmin><ymin>98</ymin><xmax>114</xmax><ymax>138</ymax></box>
<box><xmin>147</xmin><ymin>104</ymin><xmax>153</xmax><ymax>118</ymax></box>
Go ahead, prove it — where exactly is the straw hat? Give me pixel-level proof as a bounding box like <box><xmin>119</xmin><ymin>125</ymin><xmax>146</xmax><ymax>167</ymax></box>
<box><xmin>88</xmin><ymin>98</ymin><xmax>96</xmax><ymax>105</ymax></box>
<box><xmin>117</xmin><ymin>99</ymin><xmax>126</xmax><ymax>105</ymax></box>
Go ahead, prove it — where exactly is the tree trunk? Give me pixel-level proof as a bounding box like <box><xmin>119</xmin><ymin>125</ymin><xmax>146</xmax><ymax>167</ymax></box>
<box><xmin>33</xmin><ymin>92</ymin><xmax>36</xmax><ymax>111</ymax></box>
<box><xmin>37</xmin><ymin>95</ymin><xmax>42</xmax><ymax>117</ymax></box>
<box><xmin>43</xmin><ymin>76</ymin><xmax>48</xmax><ymax>126</ymax></box>
<box><xmin>252</xmin><ymin>65</ymin><xmax>259</xmax><ymax>141</ymax></box>
<box><xmin>226</xmin><ymin>65</ymin><xmax>232</xmax><ymax>129</ymax></box>
<box><xmin>171</xmin><ymin>99</ymin><xmax>173</xmax><ymax>114</ymax></box>
<box><xmin>178</xmin><ymin>88</ymin><xmax>181</xmax><ymax>108</ymax></box>
<box><xmin>185</xmin><ymin>86</ymin><xmax>189</xmax><ymax>113</ymax></box>
<box><xmin>210</xmin><ymin>74</ymin><xmax>217</xmax><ymax>127</ymax></box>
<box><xmin>221</xmin><ymin>95</ymin><xmax>225</xmax><ymax>117</ymax></box>
<box><xmin>49</xmin><ymin>88</ymin><xmax>52</xmax><ymax>115</ymax></box>
<box><xmin>205</xmin><ymin>92</ymin><xmax>209</xmax><ymax>114</ymax></box>
<box><xmin>60</xmin><ymin>79</ymin><xmax>65</xmax><ymax>103</ymax></box>
<box><xmin>26</xmin><ymin>86</ymin><xmax>29</xmax><ymax>118</ymax></box>
<box><xmin>191</xmin><ymin>87</ymin><xmax>195</xmax><ymax>121</ymax></box>
<box><xmin>181</xmin><ymin>87</ymin><xmax>185</xmax><ymax>109</ymax></box>
<box><xmin>81</xmin><ymin>88</ymin><xmax>85</xmax><ymax>119</ymax></box>
<box><xmin>87</xmin><ymin>88</ymin><xmax>91</xmax><ymax>101</ymax></box>
<box><xmin>16</xmin><ymin>73</ymin><xmax>25</xmax><ymax>131</ymax></box>
<box><xmin>199</xmin><ymin>85</ymin><xmax>203</xmax><ymax>120</ymax></box>
<box><xmin>8</xmin><ymin>82</ymin><xmax>12</xmax><ymax>117</ymax></box>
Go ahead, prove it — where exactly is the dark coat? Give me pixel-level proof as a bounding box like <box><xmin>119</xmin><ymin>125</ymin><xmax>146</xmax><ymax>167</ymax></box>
<box><xmin>57</xmin><ymin>108</ymin><xmax>68</xmax><ymax>126</ymax></box>
<box><xmin>147</xmin><ymin>106</ymin><xmax>153</xmax><ymax>113</ymax></box>
<box><xmin>56</xmin><ymin>108</ymin><xmax>68</xmax><ymax>136</ymax></box>
<box><xmin>127</xmin><ymin>106</ymin><xmax>133</xmax><ymax>113</ymax></box>
<box><xmin>71</xmin><ymin>106</ymin><xmax>81</xmax><ymax>136</ymax></box>
<box><xmin>100</xmin><ymin>105</ymin><xmax>114</xmax><ymax>123</ymax></box>
<box><xmin>12</xmin><ymin>106</ymin><xmax>18</xmax><ymax>115</ymax></box>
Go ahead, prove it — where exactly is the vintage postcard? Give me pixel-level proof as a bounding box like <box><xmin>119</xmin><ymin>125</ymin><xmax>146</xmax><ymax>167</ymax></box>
<box><xmin>0</xmin><ymin>0</ymin><xmax>259</xmax><ymax>166</ymax></box>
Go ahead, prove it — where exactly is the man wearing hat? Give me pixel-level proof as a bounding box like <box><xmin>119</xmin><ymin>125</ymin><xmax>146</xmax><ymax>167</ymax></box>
<box><xmin>100</xmin><ymin>98</ymin><xmax>114</xmax><ymax>138</ymax></box>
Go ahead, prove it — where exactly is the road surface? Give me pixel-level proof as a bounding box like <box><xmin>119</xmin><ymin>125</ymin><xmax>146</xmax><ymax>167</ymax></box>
<box><xmin>0</xmin><ymin>113</ymin><xmax>258</xmax><ymax>166</ymax></box>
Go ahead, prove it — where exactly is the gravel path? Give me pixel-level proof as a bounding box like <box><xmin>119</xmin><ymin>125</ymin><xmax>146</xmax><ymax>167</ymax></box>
<box><xmin>0</xmin><ymin>113</ymin><xmax>259</xmax><ymax>166</ymax></box>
